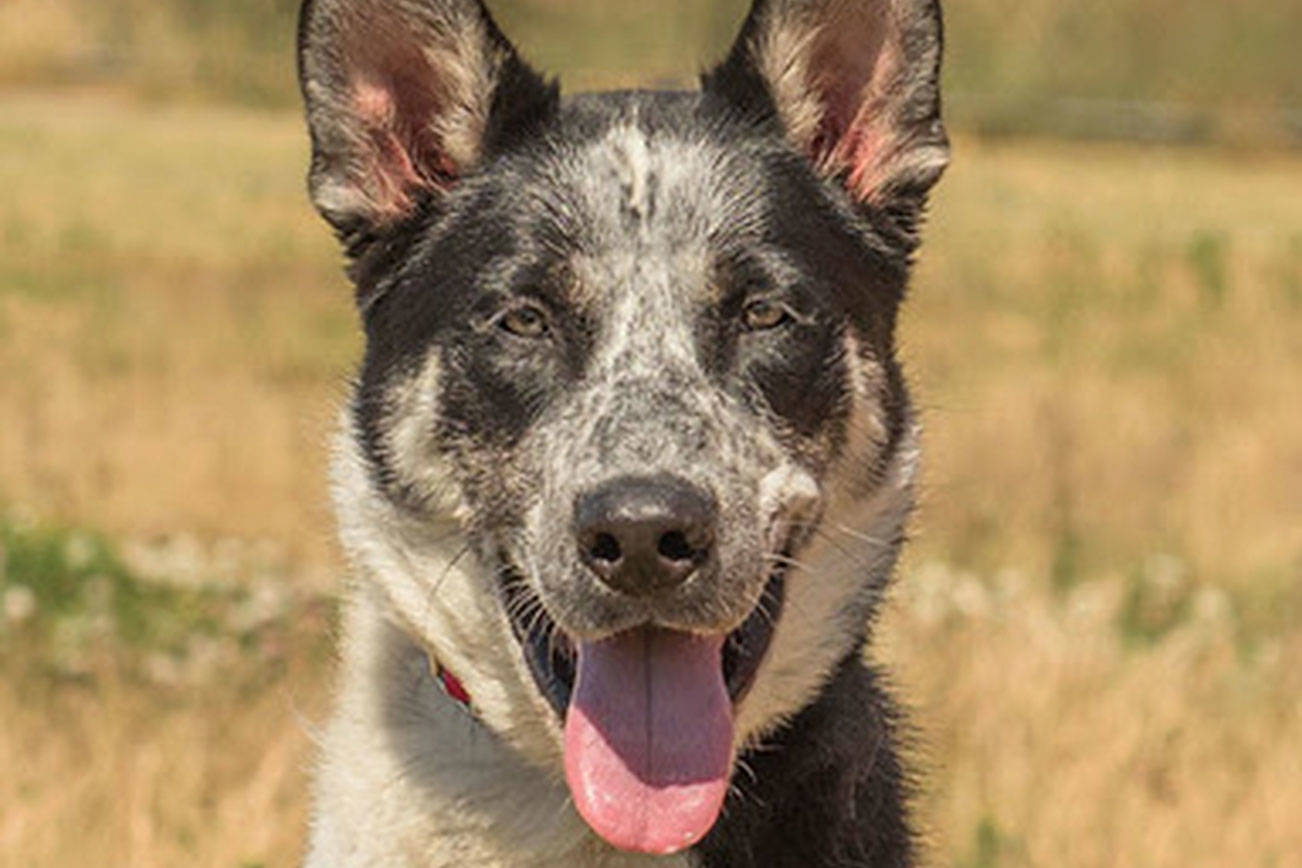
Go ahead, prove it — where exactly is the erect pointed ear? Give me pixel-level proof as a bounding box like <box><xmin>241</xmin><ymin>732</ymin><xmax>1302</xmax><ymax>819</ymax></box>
<box><xmin>704</xmin><ymin>0</ymin><xmax>948</xmax><ymax>229</ymax></box>
<box><xmin>297</xmin><ymin>0</ymin><xmax>557</xmax><ymax>243</ymax></box>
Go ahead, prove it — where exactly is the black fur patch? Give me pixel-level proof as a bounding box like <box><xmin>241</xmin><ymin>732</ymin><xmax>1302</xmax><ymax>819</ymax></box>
<box><xmin>694</xmin><ymin>653</ymin><xmax>915</xmax><ymax>868</ymax></box>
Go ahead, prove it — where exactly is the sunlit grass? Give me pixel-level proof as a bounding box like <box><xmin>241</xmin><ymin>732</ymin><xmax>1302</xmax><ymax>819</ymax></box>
<box><xmin>883</xmin><ymin>562</ymin><xmax>1302</xmax><ymax>867</ymax></box>
<box><xmin>0</xmin><ymin>520</ymin><xmax>333</xmax><ymax>868</ymax></box>
<box><xmin>907</xmin><ymin>139</ymin><xmax>1302</xmax><ymax>598</ymax></box>
<box><xmin>0</xmin><ymin>96</ymin><xmax>353</xmax><ymax>566</ymax></box>
<box><xmin>5</xmin><ymin>0</ymin><xmax>1301</xmax><ymax>136</ymax></box>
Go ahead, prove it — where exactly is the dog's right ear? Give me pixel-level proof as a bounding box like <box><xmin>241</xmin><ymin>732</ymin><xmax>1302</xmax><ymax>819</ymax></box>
<box><xmin>298</xmin><ymin>0</ymin><xmax>556</xmax><ymax>245</ymax></box>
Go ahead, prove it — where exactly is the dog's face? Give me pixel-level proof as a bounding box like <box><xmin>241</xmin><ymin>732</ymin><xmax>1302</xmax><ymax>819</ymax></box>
<box><xmin>301</xmin><ymin>0</ymin><xmax>946</xmax><ymax>855</ymax></box>
<box><xmin>359</xmin><ymin>95</ymin><xmax>908</xmax><ymax>665</ymax></box>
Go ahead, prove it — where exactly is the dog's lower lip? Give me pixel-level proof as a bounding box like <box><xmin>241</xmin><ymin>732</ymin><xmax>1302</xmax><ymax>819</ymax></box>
<box><xmin>498</xmin><ymin>563</ymin><xmax>787</xmax><ymax>719</ymax></box>
<box><xmin>722</xmin><ymin>571</ymin><xmax>785</xmax><ymax>702</ymax></box>
<box><xmin>498</xmin><ymin>566</ymin><xmax>576</xmax><ymax>715</ymax></box>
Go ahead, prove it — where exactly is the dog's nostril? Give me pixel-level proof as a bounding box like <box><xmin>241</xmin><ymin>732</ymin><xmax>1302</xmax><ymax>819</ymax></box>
<box><xmin>574</xmin><ymin>474</ymin><xmax>718</xmax><ymax>596</ymax></box>
<box><xmin>657</xmin><ymin>530</ymin><xmax>695</xmax><ymax>563</ymax></box>
<box><xmin>590</xmin><ymin>532</ymin><xmax>622</xmax><ymax>564</ymax></box>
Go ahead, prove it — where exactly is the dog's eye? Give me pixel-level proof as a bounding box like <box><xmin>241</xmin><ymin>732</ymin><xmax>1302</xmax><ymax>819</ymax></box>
<box><xmin>498</xmin><ymin>304</ymin><xmax>550</xmax><ymax>338</ymax></box>
<box><xmin>742</xmin><ymin>299</ymin><xmax>792</xmax><ymax>331</ymax></box>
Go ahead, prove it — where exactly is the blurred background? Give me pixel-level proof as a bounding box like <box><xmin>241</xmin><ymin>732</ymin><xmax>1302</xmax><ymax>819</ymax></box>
<box><xmin>0</xmin><ymin>1</ymin><xmax>1298</xmax><ymax>865</ymax></box>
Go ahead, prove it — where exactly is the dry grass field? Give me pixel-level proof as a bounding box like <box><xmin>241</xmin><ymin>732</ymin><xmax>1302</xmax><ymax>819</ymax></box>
<box><xmin>1</xmin><ymin>85</ymin><xmax>1299</xmax><ymax>868</ymax></box>
<box><xmin>6</xmin><ymin>0</ymin><xmax>1301</xmax><ymax>126</ymax></box>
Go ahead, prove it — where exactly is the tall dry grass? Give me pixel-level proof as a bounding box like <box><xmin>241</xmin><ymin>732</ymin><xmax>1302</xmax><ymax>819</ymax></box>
<box><xmin>0</xmin><ymin>604</ymin><xmax>333</xmax><ymax>868</ymax></box>
<box><xmin>910</xmin><ymin>139</ymin><xmax>1302</xmax><ymax>596</ymax></box>
<box><xmin>0</xmin><ymin>90</ymin><xmax>1299</xmax><ymax>865</ymax></box>
<box><xmin>0</xmin><ymin>95</ymin><xmax>350</xmax><ymax>568</ymax></box>
<box><xmin>1</xmin><ymin>654</ymin><xmax>329</xmax><ymax>867</ymax></box>
<box><xmin>885</xmin><ymin>566</ymin><xmax>1302</xmax><ymax>866</ymax></box>
<box><xmin>4</xmin><ymin>0</ymin><xmax>1302</xmax><ymax>122</ymax></box>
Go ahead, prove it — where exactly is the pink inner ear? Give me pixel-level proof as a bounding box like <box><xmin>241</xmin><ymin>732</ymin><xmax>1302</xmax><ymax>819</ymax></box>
<box><xmin>342</xmin><ymin>23</ymin><xmax>459</xmax><ymax>222</ymax></box>
<box><xmin>351</xmin><ymin>82</ymin><xmax>424</xmax><ymax>217</ymax></box>
<box><xmin>353</xmin><ymin>81</ymin><xmax>400</xmax><ymax>131</ymax></box>
<box><xmin>840</xmin><ymin>109</ymin><xmax>897</xmax><ymax>204</ymax></box>
<box><xmin>805</xmin><ymin>13</ymin><xmax>905</xmax><ymax>205</ymax></box>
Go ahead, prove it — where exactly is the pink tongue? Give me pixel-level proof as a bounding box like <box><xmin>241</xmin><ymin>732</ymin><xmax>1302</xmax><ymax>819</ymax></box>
<box><xmin>564</xmin><ymin>628</ymin><xmax>732</xmax><ymax>855</ymax></box>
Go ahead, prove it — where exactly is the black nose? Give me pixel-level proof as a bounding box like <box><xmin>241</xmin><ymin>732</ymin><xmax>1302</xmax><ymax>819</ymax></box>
<box><xmin>574</xmin><ymin>475</ymin><xmax>717</xmax><ymax>597</ymax></box>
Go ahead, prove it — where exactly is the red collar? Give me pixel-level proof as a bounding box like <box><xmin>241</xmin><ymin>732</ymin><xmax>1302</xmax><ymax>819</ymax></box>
<box><xmin>433</xmin><ymin>660</ymin><xmax>472</xmax><ymax>706</ymax></box>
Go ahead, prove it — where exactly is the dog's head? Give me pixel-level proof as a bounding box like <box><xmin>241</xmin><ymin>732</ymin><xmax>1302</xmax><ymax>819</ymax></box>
<box><xmin>300</xmin><ymin>0</ymin><xmax>946</xmax><ymax>854</ymax></box>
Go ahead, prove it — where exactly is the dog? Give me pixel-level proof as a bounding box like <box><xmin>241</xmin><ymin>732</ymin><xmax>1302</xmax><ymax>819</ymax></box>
<box><xmin>297</xmin><ymin>0</ymin><xmax>948</xmax><ymax>864</ymax></box>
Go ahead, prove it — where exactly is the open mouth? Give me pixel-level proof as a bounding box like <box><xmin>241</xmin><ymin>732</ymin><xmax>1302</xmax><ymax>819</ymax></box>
<box><xmin>496</xmin><ymin>559</ymin><xmax>786</xmax><ymax>855</ymax></box>
<box><xmin>497</xmin><ymin>564</ymin><xmax>787</xmax><ymax>720</ymax></box>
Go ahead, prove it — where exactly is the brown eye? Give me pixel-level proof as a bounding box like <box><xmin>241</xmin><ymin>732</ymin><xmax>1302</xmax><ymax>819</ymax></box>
<box><xmin>498</xmin><ymin>304</ymin><xmax>549</xmax><ymax>338</ymax></box>
<box><xmin>743</xmin><ymin>298</ymin><xmax>791</xmax><ymax>331</ymax></box>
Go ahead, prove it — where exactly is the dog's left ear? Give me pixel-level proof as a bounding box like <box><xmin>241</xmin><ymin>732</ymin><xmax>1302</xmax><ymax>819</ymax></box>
<box><xmin>704</xmin><ymin>0</ymin><xmax>949</xmax><ymax>232</ymax></box>
<box><xmin>298</xmin><ymin>0</ymin><xmax>556</xmax><ymax>245</ymax></box>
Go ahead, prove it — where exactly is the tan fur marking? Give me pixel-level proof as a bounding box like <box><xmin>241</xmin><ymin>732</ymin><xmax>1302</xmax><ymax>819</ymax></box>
<box><xmin>754</xmin><ymin>11</ymin><xmax>824</xmax><ymax>150</ymax></box>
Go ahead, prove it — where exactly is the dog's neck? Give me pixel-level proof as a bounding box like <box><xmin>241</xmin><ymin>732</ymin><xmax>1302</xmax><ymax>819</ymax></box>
<box><xmin>307</xmin><ymin>586</ymin><xmax>692</xmax><ymax>867</ymax></box>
